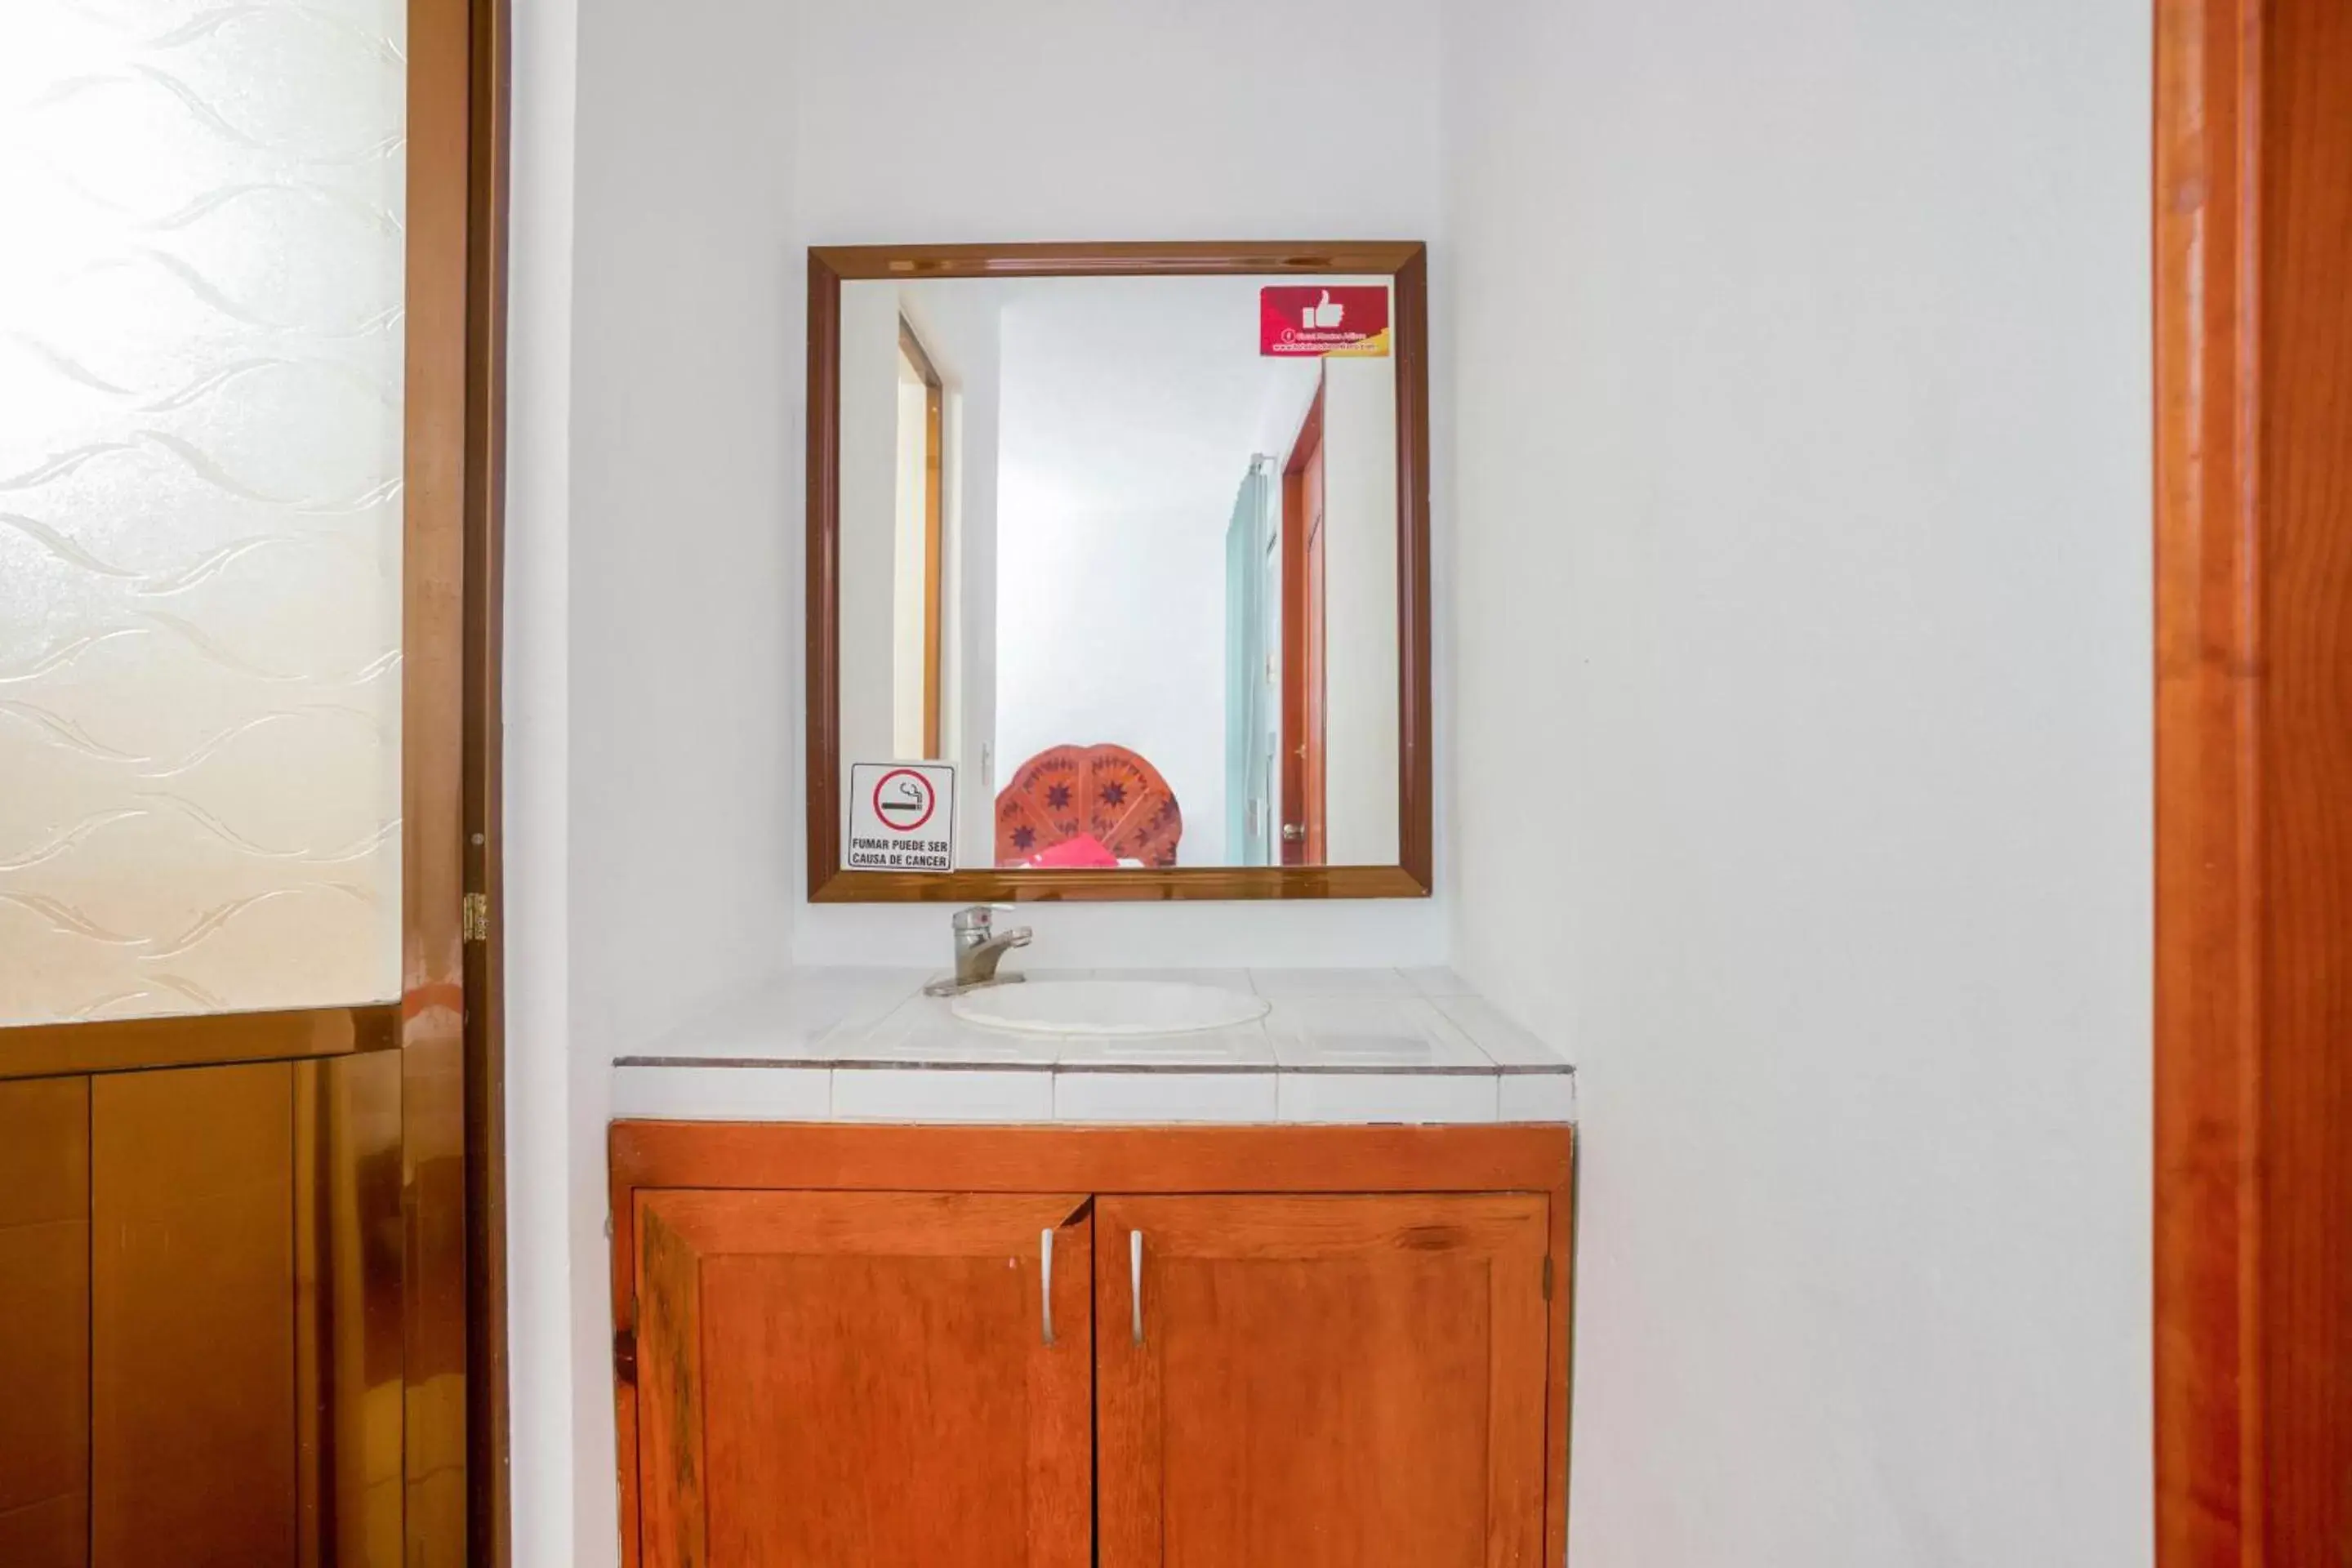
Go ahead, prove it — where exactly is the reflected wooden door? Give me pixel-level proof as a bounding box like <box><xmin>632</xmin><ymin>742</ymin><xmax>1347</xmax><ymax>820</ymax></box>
<box><xmin>1096</xmin><ymin>1195</ymin><xmax>1552</xmax><ymax>1568</ymax></box>
<box><xmin>1281</xmin><ymin>381</ymin><xmax>1330</xmax><ymax>864</ymax></box>
<box><xmin>635</xmin><ymin>1192</ymin><xmax>1093</xmax><ymax>1568</ymax></box>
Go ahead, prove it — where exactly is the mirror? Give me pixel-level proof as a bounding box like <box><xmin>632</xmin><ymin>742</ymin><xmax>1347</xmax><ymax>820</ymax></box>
<box><xmin>808</xmin><ymin>244</ymin><xmax>1430</xmax><ymax>901</ymax></box>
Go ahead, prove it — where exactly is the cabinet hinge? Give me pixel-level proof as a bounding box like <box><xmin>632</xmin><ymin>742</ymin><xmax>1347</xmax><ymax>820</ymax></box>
<box><xmin>613</xmin><ymin>1328</ymin><xmax>638</xmax><ymax>1386</ymax></box>
<box><xmin>1542</xmin><ymin>1256</ymin><xmax>1553</xmax><ymax>1300</ymax></box>
<box><xmin>462</xmin><ymin>891</ymin><xmax>490</xmax><ymax>943</ymax></box>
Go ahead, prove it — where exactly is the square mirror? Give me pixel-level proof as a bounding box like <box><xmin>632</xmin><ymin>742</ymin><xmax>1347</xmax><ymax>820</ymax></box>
<box><xmin>808</xmin><ymin>243</ymin><xmax>1430</xmax><ymax>901</ymax></box>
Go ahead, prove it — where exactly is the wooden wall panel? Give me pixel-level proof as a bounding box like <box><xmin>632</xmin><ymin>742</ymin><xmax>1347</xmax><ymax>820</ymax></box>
<box><xmin>92</xmin><ymin>1064</ymin><xmax>296</xmax><ymax>1568</ymax></box>
<box><xmin>2249</xmin><ymin>0</ymin><xmax>2352</xmax><ymax>1552</ymax></box>
<box><xmin>0</xmin><ymin>1077</ymin><xmax>90</xmax><ymax>1568</ymax></box>
<box><xmin>295</xmin><ymin>1051</ymin><xmax>408</xmax><ymax>1568</ymax></box>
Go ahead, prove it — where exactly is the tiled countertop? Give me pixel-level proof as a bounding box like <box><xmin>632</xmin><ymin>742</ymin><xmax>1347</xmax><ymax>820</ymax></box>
<box><xmin>613</xmin><ymin>966</ymin><xmax>1575</xmax><ymax>1125</ymax></box>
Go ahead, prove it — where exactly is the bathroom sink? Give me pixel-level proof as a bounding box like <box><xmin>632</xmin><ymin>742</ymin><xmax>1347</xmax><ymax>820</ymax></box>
<box><xmin>950</xmin><ymin>979</ymin><xmax>1268</xmax><ymax>1038</ymax></box>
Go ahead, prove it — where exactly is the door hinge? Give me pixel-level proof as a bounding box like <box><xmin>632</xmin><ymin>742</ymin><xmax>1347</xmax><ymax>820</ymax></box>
<box><xmin>462</xmin><ymin>891</ymin><xmax>490</xmax><ymax>943</ymax></box>
<box><xmin>1542</xmin><ymin>1255</ymin><xmax>1554</xmax><ymax>1300</ymax></box>
<box><xmin>613</xmin><ymin>1328</ymin><xmax>638</xmax><ymax>1385</ymax></box>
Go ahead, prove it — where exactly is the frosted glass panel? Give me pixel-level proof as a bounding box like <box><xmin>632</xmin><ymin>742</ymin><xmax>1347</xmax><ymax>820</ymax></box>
<box><xmin>0</xmin><ymin>1</ymin><xmax>407</xmax><ymax>1023</ymax></box>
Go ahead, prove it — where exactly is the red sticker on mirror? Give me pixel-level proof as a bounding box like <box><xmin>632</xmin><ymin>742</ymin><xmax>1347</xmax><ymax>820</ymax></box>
<box><xmin>1260</xmin><ymin>285</ymin><xmax>1391</xmax><ymax>358</ymax></box>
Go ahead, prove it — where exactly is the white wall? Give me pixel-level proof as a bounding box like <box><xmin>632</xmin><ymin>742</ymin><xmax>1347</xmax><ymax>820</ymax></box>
<box><xmin>501</xmin><ymin>0</ymin><xmax>577</xmax><ymax>1558</ymax></box>
<box><xmin>994</xmin><ymin>494</ymin><xmax>1230</xmax><ymax>866</ymax></box>
<box><xmin>507</xmin><ymin>0</ymin><xmax>802</xmax><ymax>1561</ymax></box>
<box><xmin>1441</xmin><ymin>4</ymin><xmax>2153</xmax><ymax>1566</ymax></box>
<box><xmin>835</xmin><ymin>284</ymin><xmax>900</xmax><ymax>778</ymax></box>
<box><xmin>786</xmin><ymin>0</ymin><xmax>1450</xmax><ymax>964</ymax></box>
<box><xmin>1321</xmin><ymin>358</ymin><xmax>1401</xmax><ymax>864</ymax></box>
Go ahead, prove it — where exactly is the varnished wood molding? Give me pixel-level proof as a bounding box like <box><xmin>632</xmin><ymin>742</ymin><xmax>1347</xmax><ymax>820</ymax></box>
<box><xmin>2154</xmin><ymin>0</ymin><xmax>2352</xmax><ymax>1562</ymax></box>
<box><xmin>0</xmin><ymin>1005</ymin><xmax>398</xmax><ymax>1082</ymax></box>
<box><xmin>805</xmin><ymin>241</ymin><xmax>1435</xmax><ymax>903</ymax></box>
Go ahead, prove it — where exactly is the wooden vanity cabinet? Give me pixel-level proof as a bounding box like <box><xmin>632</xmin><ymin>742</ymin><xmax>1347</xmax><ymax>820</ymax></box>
<box><xmin>611</xmin><ymin>1125</ymin><xmax>1575</xmax><ymax>1568</ymax></box>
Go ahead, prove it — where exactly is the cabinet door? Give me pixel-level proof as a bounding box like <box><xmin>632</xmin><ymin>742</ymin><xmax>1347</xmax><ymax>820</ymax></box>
<box><xmin>635</xmin><ymin>1191</ymin><xmax>1093</xmax><ymax>1568</ymax></box>
<box><xmin>1097</xmin><ymin>1195</ymin><xmax>1552</xmax><ymax>1568</ymax></box>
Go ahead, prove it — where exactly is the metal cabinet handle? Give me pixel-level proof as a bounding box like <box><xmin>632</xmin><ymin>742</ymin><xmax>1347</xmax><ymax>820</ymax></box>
<box><xmin>1130</xmin><ymin>1230</ymin><xmax>1144</xmax><ymax>1346</ymax></box>
<box><xmin>1040</xmin><ymin>1228</ymin><xmax>1055</xmax><ymax>1347</ymax></box>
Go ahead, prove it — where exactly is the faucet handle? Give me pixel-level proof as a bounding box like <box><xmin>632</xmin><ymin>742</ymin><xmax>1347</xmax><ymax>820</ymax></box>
<box><xmin>952</xmin><ymin>903</ymin><xmax>1011</xmax><ymax>933</ymax></box>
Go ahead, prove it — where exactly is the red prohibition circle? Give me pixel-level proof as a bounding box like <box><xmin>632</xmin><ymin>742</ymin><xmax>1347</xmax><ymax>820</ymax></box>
<box><xmin>871</xmin><ymin>768</ymin><xmax>938</xmax><ymax>833</ymax></box>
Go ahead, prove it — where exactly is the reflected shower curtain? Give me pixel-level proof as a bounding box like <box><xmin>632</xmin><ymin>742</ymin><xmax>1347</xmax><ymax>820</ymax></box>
<box><xmin>1223</xmin><ymin>459</ymin><xmax>1278</xmax><ymax>866</ymax></box>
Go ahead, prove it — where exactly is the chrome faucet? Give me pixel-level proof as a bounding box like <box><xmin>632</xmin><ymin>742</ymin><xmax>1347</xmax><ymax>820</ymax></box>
<box><xmin>923</xmin><ymin>905</ymin><xmax>1032</xmax><ymax>996</ymax></box>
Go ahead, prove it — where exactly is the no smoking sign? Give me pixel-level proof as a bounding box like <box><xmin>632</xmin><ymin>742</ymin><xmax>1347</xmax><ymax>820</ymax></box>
<box><xmin>847</xmin><ymin>762</ymin><xmax>956</xmax><ymax>872</ymax></box>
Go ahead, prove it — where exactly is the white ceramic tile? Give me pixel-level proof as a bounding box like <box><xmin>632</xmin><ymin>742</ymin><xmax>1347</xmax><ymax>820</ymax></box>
<box><xmin>1248</xmin><ymin>967</ymin><xmax>1416</xmax><ymax>1000</ymax></box>
<box><xmin>1264</xmin><ymin>998</ymin><xmax>1492</xmax><ymax>1069</ymax></box>
<box><xmin>1499</xmin><ymin>1073</ymin><xmax>1579</xmax><ymax>1123</ymax></box>
<box><xmin>612</xmin><ymin>1066</ymin><xmax>831</xmax><ymax>1121</ymax></box>
<box><xmin>820</xmin><ymin>993</ymin><xmax>1061</xmax><ymax>1067</ymax></box>
<box><xmin>1277</xmin><ymin>1072</ymin><xmax>1499</xmax><ymax>1125</ymax></box>
<box><xmin>1431</xmin><ymin>994</ymin><xmax>1572</xmax><ymax>1069</ymax></box>
<box><xmin>1054</xmin><ymin>1071</ymin><xmax>1279</xmax><ymax>1123</ymax></box>
<box><xmin>831</xmin><ymin>1067</ymin><xmax>1054</xmax><ymax>1122</ymax></box>
<box><xmin>1400</xmin><ymin>966</ymin><xmax>1476</xmax><ymax>997</ymax></box>
<box><xmin>1052</xmin><ymin>1022</ymin><xmax>1278</xmax><ymax>1068</ymax></box>
<box><xmin>635</xmin><ymin>968</ymin><xmax>928</xmax><ymax>1062</ymax></box>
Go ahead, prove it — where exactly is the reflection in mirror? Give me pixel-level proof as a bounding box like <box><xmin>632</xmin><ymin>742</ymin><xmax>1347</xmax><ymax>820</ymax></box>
<box><xmin>837</xmin><ymin>274</ymin><xmax>1401</xmax><ymax>872</ymax></box>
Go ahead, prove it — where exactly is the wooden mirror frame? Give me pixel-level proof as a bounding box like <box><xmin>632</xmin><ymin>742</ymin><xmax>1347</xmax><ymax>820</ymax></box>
<box><xmin>805</xmin><ymin>241</ymin><xmax>1433</xmax><ymax>902</ymax></box>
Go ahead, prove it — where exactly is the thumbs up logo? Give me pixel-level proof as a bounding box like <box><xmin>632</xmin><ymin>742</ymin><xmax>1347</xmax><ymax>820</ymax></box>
<box><xmin>1261</xmin><ymin>285</ymin><xmax>1391</xmax><ymax>358</ymax></box>
<box><xmin>1303</xmin><ymin>289</ymin><xmax>1346</xmax><ymax>330</ymax></box>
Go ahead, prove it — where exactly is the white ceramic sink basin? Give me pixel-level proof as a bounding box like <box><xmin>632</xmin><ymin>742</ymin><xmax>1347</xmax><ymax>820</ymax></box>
<box><xmin>950</xmin><ymin>980</ymin><xmax>1268</xmax><ymax>1038</ymax></box>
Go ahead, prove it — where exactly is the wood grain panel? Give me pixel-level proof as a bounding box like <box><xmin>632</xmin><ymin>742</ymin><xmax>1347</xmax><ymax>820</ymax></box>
<box><xmin>403</xmin><ymin>0</ymin><xmax>474</xmax><ymax>1558</ymax></box>
<box><xmin>2155</xmin><ymin>0</ymin><xmax>2352</xmax><ymax>1563</ymax></box>
<box><xmin>0</xmin><ymin>1495</ymin><xmax>87</xmax><ymax>1568</ymax></box>
<box><xmin>2248</xmin><ymin>0</ymin><xmax>2352</xmax><ymax>1554</ymax></box>
<box><xmin>635</xmin><ymin>1192</ymin><xmax>1092</xmax><ymax>1568</ymax></box>
<box><xmin>611</xmin><ymin>1124</ymin><xmax>1574</xmax><ymax>1227</ymax></box>
<box><xmin>0</xmin><ymin>1005</ymin><xmax>395</xmax><ymax>1083</ymax></box>
<box><xmin>1096</xmin><ymin>1195</ymin><xmax>1549</xmax><ymax>1568</ymax></box>
<box><xmin>92</xmin><ymin>1063</ymin><xmax>296</xmax><ymax>1568</ymax></box>
<box><xmin>294</xmin><ymin>1051</ymin><xmax>408</xmax><ymax>1568</ymax></box>
<box><xmin>813</xmin><ymin>241</ymin><xmax>1425</xmax><ymax>280</ymax></box>
<box><xmin>0</xmin><ymin>1077</ymin><xmax>89</xmax><ymax>1568</ymax></box>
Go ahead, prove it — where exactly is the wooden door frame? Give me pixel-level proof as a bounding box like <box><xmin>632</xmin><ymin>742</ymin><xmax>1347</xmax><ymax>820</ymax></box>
<box><xmin>463</xmin><ymin>0</ymin><xmax>514</xmax><ymax>1559</ymax></box>
<box><xmin>2153</xmin><ymin>0</ymin><xmax>2350</xmax><ymax>1563</ymax></box>
<box><xmin>0</xmin><ymin>0</ymin><xmax>508</xmax><ymax>1558</ymax></box>
<box><xmin>804</xmin><ymin>241</ymin><xmax>1434</xmax><ymax>902</ymax></box>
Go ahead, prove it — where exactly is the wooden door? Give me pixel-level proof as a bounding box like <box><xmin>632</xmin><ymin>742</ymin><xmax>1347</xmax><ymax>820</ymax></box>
<box><xmin>1096</xmin><ymin>1194</ymin><xmax>1552</xmax><ymax>1568</ymax></box>
<box><xmin>0</xmin><ymin>0</ymin><xmax>489</xmax><ymax>1558</ymax></box>
<box><xmin>635</xmin><ymin>1191</ymin><xmax>1094</xmax><ymax>1568</ymax></box>
<box><xmin>1281</xmin><ymin>381</ymin><xmax>1330</xmax><ymax>864</ymax></box>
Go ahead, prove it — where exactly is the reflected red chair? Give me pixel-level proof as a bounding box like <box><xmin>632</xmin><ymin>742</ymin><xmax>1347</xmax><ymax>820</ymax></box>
<box><xmin>994</xmin><ymin>744</ymin><xmax>1183</xmax><ymax>868</ymax></box>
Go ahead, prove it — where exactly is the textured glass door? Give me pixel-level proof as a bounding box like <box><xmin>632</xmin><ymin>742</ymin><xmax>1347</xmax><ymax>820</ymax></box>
<box><xmin>0</xmin><ymin>0</ymin><xmax>408</xmax><ymax>1024</ymax></box>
